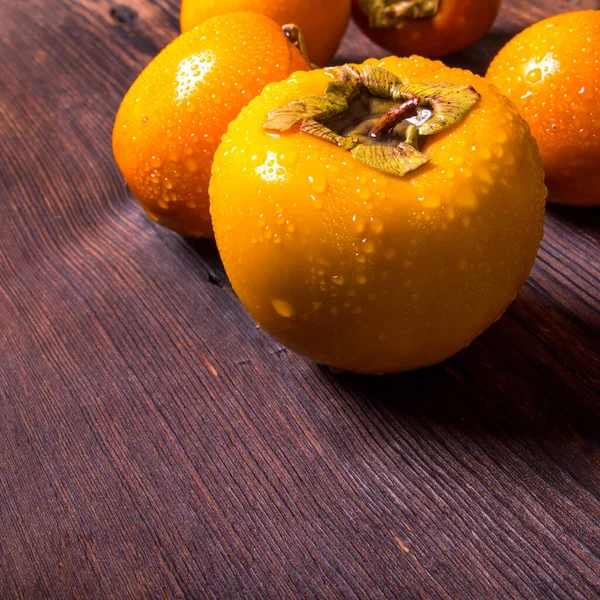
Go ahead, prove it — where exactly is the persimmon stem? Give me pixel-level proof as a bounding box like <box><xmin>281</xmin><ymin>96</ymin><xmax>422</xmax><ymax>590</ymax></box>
<box><xmin>282</xmin><ymin>24</ymin><xmax>318</xmax><ymax>69</ymax></box>
<box><xmin>369</xmin><ymin>97</ymin><xmax>419</xmax><ymax>139</ymax></box>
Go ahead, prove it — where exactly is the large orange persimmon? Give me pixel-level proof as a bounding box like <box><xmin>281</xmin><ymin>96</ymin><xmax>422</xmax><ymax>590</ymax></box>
<box><xmin>210</xmin><ymin>57</ymin><xmax>546</xmax><ymax>373</ymax></box>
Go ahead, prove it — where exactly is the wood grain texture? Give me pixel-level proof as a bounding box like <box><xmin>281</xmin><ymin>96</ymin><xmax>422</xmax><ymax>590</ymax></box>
<box><xmin>1</xmin><ymin>0</ymin><xmax>599</xmax><ymax>598</ymax></box>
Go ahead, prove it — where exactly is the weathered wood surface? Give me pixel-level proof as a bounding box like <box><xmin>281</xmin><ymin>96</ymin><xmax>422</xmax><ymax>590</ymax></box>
<box><xmin>1</xmin><ymin>0</ymin><xmax>599</xmax><ymax>598</ymax></box>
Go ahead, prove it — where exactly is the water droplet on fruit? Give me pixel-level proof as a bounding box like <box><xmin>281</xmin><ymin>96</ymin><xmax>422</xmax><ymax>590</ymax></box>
<box><xmin>422</xmin><ymin>194</ymin><xmax>441</xmax><ymax>209</ymax></box>
<box><xmin>358</xmin><ymin>188</ymin><xmax>371</xmax><ymax>201</ymax></box>
<box><xmin>331</xmin><ymin>275</ymin><xmax>345</xmax><ymax>286</ymax></box>
<box><xmin>311</xmin><ymin>195</ymin><xmax>323</xmax><ymax>209</ymax></box>
<box><xmin>272</xmin><ymin>299</ymin><xmax>294</xmax><ymax>318</ymax></box>
<box><xmin>369</xmin><ymin>217</ymin><xmax>384</xmax><ymax>234</ymax></box>
<box><xmin>526</xmin><ymin>68</ymin><xmax>542</xmax><ymax>83</ymax></box>
<box><xmin>363</xmin><ymin>240</ymin><xmax>375</xmax><ymax>254</ymax></box>
<box><xmin>308</xmin><ymin>174</ymin><xmax>327</xmax><ymax>194</ymax></box>
<box><xmin>186</xmin><ymin>158</ymin><xmax>198</xmax><ymax>173</ymax></box>
<box><xmin>278</xmin><ymin>150</ymin><xmax>297</xmax><ymax>166</ymax></box>
<box><xmin>352</xmin><ymin>215</ymin><xmax>366</xmax><ymax>234</ymax></box>
<box><xmin>456</xmin><ymin>189</ymin><xmax>477</xmax><ymax>209</ymax></box>
<box><xmin>356</xmin><ymin>274</ymin><xmax>367</xmax><ymax>285</ymax></box>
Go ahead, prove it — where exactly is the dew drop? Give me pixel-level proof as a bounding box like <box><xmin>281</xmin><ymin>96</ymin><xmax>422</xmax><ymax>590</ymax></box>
<box><xmin>186</xmin><ymin>158</ymin><xmax>199</xmax><ymax>173</ymax></box>
<box><xmin>358</xmin><ymin>188</ymin><xmax>372</xmax><ymax>201</ymax></box>
<box><xmin>352</xmin><ymin>215</ymin><xmax>366</xmax><ymax>234</ymax></box>
<box><xmin>308</xmin><ymin>174</ymin><xmax>327</xmax><ymax>194</ymax></box>
<box><xmin>526</xmin><ymin>67</ymin><xmax>542</xmax><ymax>83</ymax></box>
<box><xmin>456</xmin><ymin>189</ymin><xmax>477</xmax><ymax>209</ymax></box>
<box><xmin>272</xmin><ymin>299</ymin><xmax>294</xmax><ymax>318</ymax></box>
<box><xmin>369</xmin><ymin>217</ymin><xmax>384</xmax><ymax>234</ymax></box>
<box><xmin>278</xmin><ymin>150</ymin><xmax>298</xmax><ymax>166</ymax></box>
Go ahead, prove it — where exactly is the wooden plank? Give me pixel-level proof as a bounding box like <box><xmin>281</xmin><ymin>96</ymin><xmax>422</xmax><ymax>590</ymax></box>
<box><xmin>1</xmin><ymin>0</ymin><xmax>599</xmax><ymax>598</ymax></box>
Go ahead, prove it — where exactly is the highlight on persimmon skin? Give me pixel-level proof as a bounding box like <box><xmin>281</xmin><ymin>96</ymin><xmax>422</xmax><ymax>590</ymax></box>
<box><xmin>351</xmin><ymin>0</ymin><xmax>502</xmax><ymax>59</ymax></box>
<box><xmin>180</xmin><ymin>0</ymin><xmax>351</xmax><ymax>67</ymax></box>
<box><xmin>487</xmin><ymin>9</ymin><xmax>600</xmax><ymax>207</ymax></box>
<box><xmin>112</xmin><ymin>12</ymin><xmax>309</xmax><ymax>237</ymax></box>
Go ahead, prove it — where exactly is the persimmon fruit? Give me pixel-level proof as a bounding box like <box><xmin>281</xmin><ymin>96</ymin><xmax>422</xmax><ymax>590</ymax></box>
<box><xmin>351</xmin><ymin>0</ymin><xmax>502</xmax><ymax>59</ymax></box>
<box><xmin>180</xmin><ymin>0</ymin><xmax>351</xmax><ymax>67</ymax></box>
<box><xmin>210</xmin><ymin>57</ymin><xmax>547</xmax><ymax>373</ymax></box>
<box><xmin>113</xmin><ymin>12</ymin><xmax>309</xmax><ymax>237</ymax></box>
<box><xmin>487</xmin><ymin>10</ymin><xmax>600</xmax><ymax>206</ymax></box>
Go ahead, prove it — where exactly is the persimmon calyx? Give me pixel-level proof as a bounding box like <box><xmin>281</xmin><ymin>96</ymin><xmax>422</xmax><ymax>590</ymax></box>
<box><xmin>358</xmin><ymin>0</ymin><xmax>440</xmax><ymax>29</ymax></box>
<box><xmin>264</xmin><ymin>64</ymin><xmax>480</xmax><ymax>178</ymax></box>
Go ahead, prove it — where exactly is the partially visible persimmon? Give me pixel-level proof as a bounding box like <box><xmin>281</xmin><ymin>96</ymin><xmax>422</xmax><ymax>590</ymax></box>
<box><xmin>113</xmin><ymin>12</ymin><xmax>309</xmax><ymax>237</ymax></box>
<box><xmin>351</xmin><ymin>0</ymin><xmax>502</xmax><ymax>59</ymax></box>
<box><xmin>180</xmin><ymin>0</ymin><xmax>351</xmax><ymax>67</ymax></box>
<box><xmin>487</xmin><ymin>10</ymin><xmax>600</xmax><ymax>206</ymax></box>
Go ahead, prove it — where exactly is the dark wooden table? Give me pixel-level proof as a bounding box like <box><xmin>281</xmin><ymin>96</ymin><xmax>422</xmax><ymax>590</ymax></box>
<box><xmin>1</xmin><ymin>1</ymin><xmax>599</xmax><ymax>598</ymax></box>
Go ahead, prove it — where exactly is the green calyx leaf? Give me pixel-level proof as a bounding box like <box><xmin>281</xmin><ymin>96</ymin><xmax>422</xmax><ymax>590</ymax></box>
<box><xmin>358</xmin><ymin>0</ymin><xmax>440</xmax><ymax>29</ymax></box>
<box><xmin>264</xmin><ymin>64</ymin><xmax>480</xmax><ymax>179</ymax></box>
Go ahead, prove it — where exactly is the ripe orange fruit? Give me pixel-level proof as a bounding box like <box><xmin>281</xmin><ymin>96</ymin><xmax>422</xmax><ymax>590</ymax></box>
<box><xmin>210</xmin><ymin>57</ymin><xmax>546</xmax><ymax>374</ymax></box>
<box><xmin>351</xmin><ymin>0</ymin><xmax>502</xmax><ymax>59</ymax></box>
<box><xmin>487</xmin><ymin>10</ymin><xmax>600</xmax><ymax>207</ymax></box>
<box><xmin>113</xmin><ymin>12</ymin><xmax>309</xmax><ymax>237</ymax></box>
<box><xmin>180</xmin><ymin>0</ymin><xmax>351</xmax><ymax>67</ymax></box>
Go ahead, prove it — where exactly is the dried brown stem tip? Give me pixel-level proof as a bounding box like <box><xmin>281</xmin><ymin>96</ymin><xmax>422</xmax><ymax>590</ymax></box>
<box><xmin>369</xmin><ymin>97</ymin><xmax>419</xmax><ymax>139</ymax></box>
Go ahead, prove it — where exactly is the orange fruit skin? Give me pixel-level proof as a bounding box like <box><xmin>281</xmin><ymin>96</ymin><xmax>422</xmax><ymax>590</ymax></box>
<box><xmin>487</xmin><ymin>10</ymin><xmax>600</xmax><ymax>207</ymax></box>
<box><xmin>210</xmin><ymin>57</ymin><xmax>547</xmax><ymax>374</ymax></box>
<box><xmin>180</xmin><ymin>0</ymin><xmax>351</xmax><ymax>67</ymax></box>
<box><xmin>112</xmin><ymin>12</ymin><xmax>309</xmax><ymax>237</ymax></box>
<box><xmin>351</xmin><ymin>0</ymin><xmax>502</xmax><ymax>59</ymax></box>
